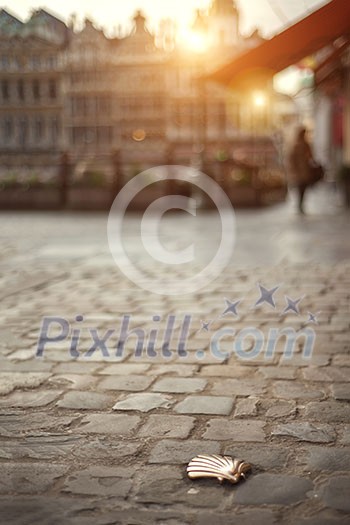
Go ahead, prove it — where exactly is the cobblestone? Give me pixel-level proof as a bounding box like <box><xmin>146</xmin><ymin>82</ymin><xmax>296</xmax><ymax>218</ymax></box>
<box><xmin>304</xmin><ymin>401</ymin><xmax>350</xmax><ymax>423</ymax></box>
<box><xmin>316</xmin><ymin>476</ymin><xmax>350</xmax><ymax>512</ymax></box>
<box><xmin>138</xmin><ymin>415</ymin><xmax>195</xmax><ymax>438</ymax></box>
<box><xmin>1</xmin><ymin>195</ymin><xmax>349</xmax><ymax>522</ymax></box>
<box><xmin>113</xmin><ymin>393</ymin><xmax>174</xmax><ymax>412</ymax></box>
<box><xmin>77</xmin><ymin>413</ymin><xmax>140</xmax><ymax>434</ymax></box>
<box><xmin>203</xmin><ymin>418</ymin><xmax>266</xmax><ymax>441</ymax></box>
<box><xmin>272</xmin><ymin>422</ymin><xmax>336</xmax><ymax>443</ymax></box>
<box><xmin>148</xmin><ymin>439</ymin><xmax>220</xmax><ymax>464</ymax></box>
<box><xmin>56</xmin><ymin>391</ymin><xmax>113</xmax><ymax>409</ymax></box>
<box><xmin>175</xmin><ymin>396</ymin><xmax>234</xmax><ymax>415</ymax></box>
<box><xmin>152</xmin><ymin>377</ymin><xmax>207</xmax><ymax>393</ymax></box>
<box><xmin>233</xmin><ymin>473</ymin><xmax>313</xmax><ymax>505</ymax></box>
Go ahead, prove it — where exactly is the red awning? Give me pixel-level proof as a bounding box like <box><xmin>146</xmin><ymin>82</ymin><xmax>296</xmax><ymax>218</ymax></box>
<box><xmin>207</xmin><ymin>0</ymin><xmax>350</xmax><ymax>86</ymax></box>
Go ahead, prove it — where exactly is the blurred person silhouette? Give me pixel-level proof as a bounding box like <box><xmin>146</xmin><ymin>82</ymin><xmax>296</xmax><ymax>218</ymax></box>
<box><xmin>288</xmin><ymin>126</ymin><xmax>315</xmax><ymax>214</ymax></box>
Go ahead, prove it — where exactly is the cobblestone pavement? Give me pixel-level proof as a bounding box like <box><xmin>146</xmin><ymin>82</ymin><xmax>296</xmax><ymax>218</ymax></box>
<box><xmin>0</xmin><ymin>185</ymin><xmax>349</xmax><ymax>524</ymax></box>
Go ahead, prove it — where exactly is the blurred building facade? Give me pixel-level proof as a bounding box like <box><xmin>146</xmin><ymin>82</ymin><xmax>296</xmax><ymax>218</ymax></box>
<box><xmin>0</xmin><ymin>1</ymin><xmax>289</xmax><ymax>185</ymax></box>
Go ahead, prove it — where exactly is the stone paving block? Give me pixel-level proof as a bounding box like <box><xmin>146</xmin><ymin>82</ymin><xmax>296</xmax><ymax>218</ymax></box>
<box><xmin>316</xmin><ymin>476</ymin><xmax>350</xmax><ymax>512</ymax></box>
<box><xmin>224</xmin><ymin>444</ymin><xmax>289</xmax><ymax>470</ymax></box>
<box><xmin>152</xmin><ymin>377</ymin><xmax>207</xmax><ymax>393</ymax></box>
<box><xmin>147</xmin><ymin>364</ymin><xmax>199</xmax><ymax>376</ymax></box>
<box><xmin>0</xmin><ymin>413</ymin><xmax>79</xmax><ymax>437</ymax></box>
<box><xmin>72</xmin><ymin>438</ymin><xmax>142</xmax><ymax>460</ymax></box>
<box><xmin>56</xmin><ymin>391</ymin><xmax>113</xmax><ymax>410</ymax></box>
<box><xmin>98</xmin><ymin>375</ymin><xmax>154</xmax><ymax>391</ymax></box>
<box><xmin>62</xmin><ymin>466</ymin><xmax>132</xmax><ymax>497</ymax></box>
<box><xmin>304</xmin><ymin>401</ymin><xmax>350</xmax><ymax>423</ymax></box>
<box><xmin>259</xmin><ymin>366</ymin><xmax>297</xmax><ymax>379</ymax></box>
<box><xmin>53</xmin><ymin>362</ymin><xmax>102</xmax><ymax>374</ymax></box>
<box><xmin>195</xmin><ymin>509</ymin><xmax>277</xmax><ymax>525</ymax></box>
<box><xmin>113</xmin><ymin>393</ymin><xmax>174</xmax><ymax>412</ymax></box>
<box><xmin>48</xmin><ymin>374</ymin><xmax>98</xmax><ymax>390</ymax></box>
<box><xmin>198</xmin><ymin>365</ymin><xmax>255</xmax><ymax>378</ymax></box>
<box><xmin>332</xmin><ymin>354</ymin><xmax>350</xmax><ymax>367</ymax></box>
<box><xmin>148</xmin><ymin>439</ymin><xmax>220</xmax><ymax>464</ymax></box>
<box><xmin>0</xmin><ymin>372</ymin><xmax>51</xmax><ymax>395</ymax></box>
<box><xmin>272</xmin><ymin>381</ymin><xmax>325</xmax><ymax>400</ymax></box>
<box><xmin>272</xmin><ymin>422</ymin><xmax>336</xmax><ymax>443</ymax></box>
<box><xmin>211</xmin><ymin>378</ymin><xmax>266</xmax><ymax>396</ymax></box>
<box><xmin>0</xmin><ymin>390</ymin><xmax>62</xmax><ymax>407</ymax></box>
<box><xmin>0</xmin><ymin>360</ymin><xmax>53</xmax><ymax>372</ymax></box>
<box><xmin>0</xmin><ymin>496</ymin><xmax>103</xmax><ymax>525</ymax></box>
<box><xmin>135</xmin><ymin>477</ymin><xmax>228</xmax><ymax>508</ymax></box>
<box><xmin>233</xmin><ymin>473</ymin><xmax>313</xmax><ymax>505</ymax></box>
<box><xmin>0</xmin><ymin>463</ymin><xmax>68</xmax><ymax>494</ymax></box>
<box><xmin>302</xmin><ymin>367</ymin><xmax>349</xmax><ymax>382</ymax></box>
<box><xmin>0</xmin><ymin>434</ymin><xmax>81</xmax><ymax>460</ymax></box>
<box><xmin>234</xmin><ymin>397</ymin><xmax>259</xmax><ymax>417</ymax></box>
<box><xmin>299</xmin><ymin>446</ymin><xmax>350</xmax><ymax>471</ymax></box>
<box><xmin>98</xmin><ymin>363</ymin><xmax>151</xmax><ymax>375</ymax></box>
<box><xmin>265</xmin><ymin>400</ymin><xmax>297</xmax><ymax>418</ymax></box>
<box><xmin>77</xmin><ymin>413</ymin><xmax>140</xmax><ymax>435</ymax></box>
<box><xmin>331</xmin><ymin>383</ymin><xmax>350</xmax><ymax>400</ymax></box>
<box><xmin>339</xmin><ymin>425</ymin><xmax>350</xmax><ymax>445</ymax></box>
<box><xmin>175</xmin><ymin>396</ymin><xmax>234</xmax><ymax>415</ymax></box>
<box><xmin>203</xmin><ymin>419</ymin><xmax>265</xmax><ymax>442</ymax></box>
<box><xmin>139</xmin><ymin>414</ymin><xmax>195</xmax><ymax>439</ymax></box>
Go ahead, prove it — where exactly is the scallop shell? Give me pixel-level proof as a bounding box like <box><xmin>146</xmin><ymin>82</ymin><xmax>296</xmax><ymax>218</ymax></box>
<box><xmin>187</xmin><ymin>454</ymin><xmax>251</xmax><ymax>484</ymax></box>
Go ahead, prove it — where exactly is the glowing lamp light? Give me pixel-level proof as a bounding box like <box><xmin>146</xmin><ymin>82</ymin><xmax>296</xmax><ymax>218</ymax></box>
<box><xmin>132</xmin><ymin>129</ymin><xmax>146</xmax><ymax>142</ymax></box>
<box><xmin>252</xmin><ymin>91</ymin><xmax>267</xmax><ymax>108</ymax></box>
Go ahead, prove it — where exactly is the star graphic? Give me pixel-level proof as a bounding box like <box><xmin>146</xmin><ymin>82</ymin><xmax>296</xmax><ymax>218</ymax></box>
<box><xmin>200</xmin><ymin>320</ymin><xmax>211</xmax><ymax>332</ymax></box>
<box><xmin>307</xmin><ymin>311</ymin><xmax>321</xmax><ymax>324</ymax></box>
<box><xmin>254</xmin><ymin>283</ymin><xmax>279</xmax><ymax>309</ymax></box>
<box><xmin>221</xmin><ymin>298</ymin><xmax>241</xmax><ymax>317</ymax></box>
<box><xmin>282</xmin><ymin>295</ymin><xmax>304</xmax><ymax>315</ymax></box>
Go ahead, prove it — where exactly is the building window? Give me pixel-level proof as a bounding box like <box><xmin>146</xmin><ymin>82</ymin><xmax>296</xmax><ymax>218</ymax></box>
<box><xmin>34</xmin><ymin>117</ymin><xmax>43</xmax><ymax>141</ymax></box>
<box><xmin>19</xmin><ymin>117</ymin><xmax>28</xmax><ymax>147</ymax></box>
<box><xmin>3</xmin><ymin>117</ymin><xmax>13</xmax><ymax>142</ymax></box>
<box><xmin>1</xmin><ymin>80</ymin><xmax>9</xmax><ymax>100</ymax></box>
<box><xmin>18</xmin><ymin>79</ymin><xmax>24</xmax><ymax>100</ymax></box>
<box><xmin>49</xmin><ymin>79</ymin><xmax>57</xmax><ymax>99</ymax></box>
<box><xmin>32</xmin><ymin>80</ymin><xmax>40</xmax><ymax>100</ymax></box>
<box><xmin>30</xmin><ymin>55</ymin><xmax>41</xmax><ymax>70</ymax></box>
<box><xmin>1</xmin><ymin>55</ymin><xmax>9</xmax><ymax>70</ymax></box>
<box><xmin>47</xmin><ymin>56</ymin><xmax>56</xmax><ymax>69</ymax></box>
<box><xmin>50</xmin><ymin>117</ymin><xmax>59</xmax><ymax>143</ymax></box>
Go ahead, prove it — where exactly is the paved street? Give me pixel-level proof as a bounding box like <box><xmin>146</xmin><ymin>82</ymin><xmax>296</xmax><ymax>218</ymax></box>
<box><xmin>0</xmin><ymin>183</ymin><xmax>349</xmax><ymax>524</ymax></box>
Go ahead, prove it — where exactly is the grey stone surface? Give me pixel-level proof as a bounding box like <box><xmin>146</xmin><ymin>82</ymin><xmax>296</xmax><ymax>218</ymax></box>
<box><xmin>0</xmin><ymin>390</ymin><xmax>62</xmax><ymax>407</ymax></box>
<box><xmin>0</xmin><ymin>372</ymin><xmax>51</xmax><ymax>395</ymax></box>
<box><xmin>211</xmin><ymin>378</ymin><xmax>266</xmax><ymax>396</ymax></box>
<box><xmin>272</xmin><ymin>422</ymin><xmax>336</xmax><ymax>443</ymax></box>
<box><xmin>56</xmin><ymin>391</ymin><xmax>113</xmax><ymax>409</ymax></box>
<box><xmin>272</xmin><ymin>381</ymin><xmax>325</xmax><ymax>400</ymax></box>
<box><xmin>98</xmin><ymin>375</ymin><xmax>154</xmax><ymax>391</ymax></box>
<box><xmin>203</xmin><ymin>419</ymin><xmax>266</xmax><ymax>442</ymax></box>
<box><xmin>234</xmin><ymin>473</ymin><xmax>313</xmax><ymax>505</ymax></box>
<box><xmin>113</xmin><ymin>393</ymin><xmax>174</xmax><ymax>412</ymax></box>
<box><xmin>0</xmin><ymin>463</ymin><xmax>68</xmax><ymax>494</ymax></box>
<box><xmin>138</xmin><ymin>414</ymin><xmax>195</xmax><ymax>438</ymax></box>
<box><xmin>304</xmin><ymin>401</ymin><xmax>350</xmax><ymax>423</ymax></box>
<box><xmin>316</xmin><ymin>476</ymin><xmax>350</xmax><ymax>512</ymax></box>
<box><xmin>300</xmin><ymin>446</ymin><xmax>350</xmax><ymax>471</ymax></box>
<box><xmin>0</xmin><ymin>193</ymin><xmax>349</xmax><ymax>522</ymax></box>
<box><xmin>331</xmin><ymin>383</ymin><xmax>350</xmax><ymax>400</ymax></box>
<box><xmin>234</xmin><ymin>397</ymin><xmax>259</xmax><ymax>417</ymax></box>
<box><xmin>77</xmin><ymin>413</ymin><xmax>140</xmax><ymax>434</ymax></box>
<box><xmin>152</xmin><ymin>377</ymin><xmax>207</xmax><ymax>393</ymax></box>
<box><xmin>175</xmin><ymin>395</ymin><xmax>234</xmax><ymax>415</ymax></box>
<box><xmin>63</xmin><ymin>466</ymin><xmax>132</xmax><ymax>497</ymax></box>
<box><xmin>148</xmin><ymin>439</ymin><xmax>220</xmax><ymax>464</ymax></box>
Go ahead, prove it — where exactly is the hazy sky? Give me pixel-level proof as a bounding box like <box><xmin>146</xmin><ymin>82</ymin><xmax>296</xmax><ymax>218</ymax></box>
<box><xmin>5</xmin><ymin>0</ymin><xmax>327</xmax><ymax>37</ymax></box>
